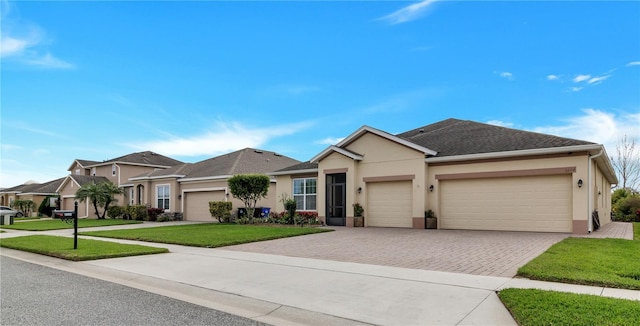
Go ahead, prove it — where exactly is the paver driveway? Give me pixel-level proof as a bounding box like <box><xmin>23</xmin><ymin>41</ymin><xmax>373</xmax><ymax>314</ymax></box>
<box><xmin>225</xmin><ymin>227</ymin><xmax>570</xmax><ymax>277</ymax></box>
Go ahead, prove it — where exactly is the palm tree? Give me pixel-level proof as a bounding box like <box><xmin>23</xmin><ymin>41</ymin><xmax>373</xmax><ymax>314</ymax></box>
<box><xmin>75</xmin><ymin>181</ymin><xmax>123</xmax><ymax>219</ymax></box>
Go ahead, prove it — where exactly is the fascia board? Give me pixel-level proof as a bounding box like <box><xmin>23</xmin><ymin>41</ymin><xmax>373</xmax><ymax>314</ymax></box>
<box><xmin>269</xmin><ymin>168</ymin><xmax>319</xmax><ymax>176</ymax></box>
<box><xmin>425</xmin><ymin>144</ymin><xmax>603</xmax><ymax>164</ymax></box>
<box><xmin>178</xmin><ymin>175</ymin><xmax>233</xmax><ymax>183</ymax></box>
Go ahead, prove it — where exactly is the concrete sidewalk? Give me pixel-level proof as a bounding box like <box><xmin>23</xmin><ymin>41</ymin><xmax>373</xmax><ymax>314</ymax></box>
<box><xmin>1</xmin><ymin>224</ymin><xmax>638</xmax><ymax>325</ymax></box>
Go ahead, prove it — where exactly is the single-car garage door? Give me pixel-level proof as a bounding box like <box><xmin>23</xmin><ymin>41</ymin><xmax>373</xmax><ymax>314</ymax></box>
<box><xmin>440</xmin><ymin>174</ymin><xmax>572</xmax><ymax>232</ymax></box>
<box><xmin>184</xmin><ymin>191</ymin><xmax>225</xmax><ymax>221</ymax></box>
<box><xmin>367</xmin><ymin>181</ymin><xmax>413</xmax><ymax>228</ymax></box>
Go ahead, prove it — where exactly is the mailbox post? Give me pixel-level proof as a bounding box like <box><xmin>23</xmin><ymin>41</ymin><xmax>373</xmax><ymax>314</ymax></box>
<box><xmin>53</xmin><ymin>202</ymin><xmax>79</xmax><ymax>249</ymax></box>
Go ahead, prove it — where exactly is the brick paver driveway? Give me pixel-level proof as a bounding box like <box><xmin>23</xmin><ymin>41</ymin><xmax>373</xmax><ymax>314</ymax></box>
<box><xmin>225</xmin><ymin>227</ymin><xmax>571</xmax><ymax>277</ymax></box>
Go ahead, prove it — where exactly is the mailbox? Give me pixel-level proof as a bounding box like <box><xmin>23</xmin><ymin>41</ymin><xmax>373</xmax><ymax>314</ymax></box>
<box><xmin>53</xmin><ymin>210</ymin><xmax>76</xmax><ymax>219</ymax></box>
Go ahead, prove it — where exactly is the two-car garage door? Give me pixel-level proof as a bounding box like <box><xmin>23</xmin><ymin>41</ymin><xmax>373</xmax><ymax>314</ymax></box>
<box><xmin>440</xmin><ymin>174</ymin><xmax>572</xmax><ymax>233</ymax></box>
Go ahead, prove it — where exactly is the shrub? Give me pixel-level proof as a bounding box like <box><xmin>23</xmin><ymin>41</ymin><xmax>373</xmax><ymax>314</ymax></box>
<box><xmin>126</xmin><ymin>205</ymin><xmax>148</xmax><ymax>221</ymax></box>
<box><xmin>38</xmin><ymin>196</ymin><xmax>58</xmax><ymax>217</ymax></box>
<box><xmin>107</xmin><ymin>205</ymin><xmax>125</xmax><ymax>219</ymax></box>
<box><xmin>157</xmin><ymin>212</ymin><xmax>183</xmax><ymax>222</ymax></box>
<box><xmin>353</xmin><ymin>203</ymin><xmax>364</xmax><ymax>217</ymax></box>
<box><xmin>614</xmin><ymin>195</ymin><xmax>640</xmax><ymax>222</ymax></box>
<box><xmin>146</xmin><ymin>208</ymin><xmax>164</xmax><ymax>221</ymax></box>
<box><xmin>209</xmin><ymin>201</ymin><xmax>232</xmax><ymax>223</ymax></box>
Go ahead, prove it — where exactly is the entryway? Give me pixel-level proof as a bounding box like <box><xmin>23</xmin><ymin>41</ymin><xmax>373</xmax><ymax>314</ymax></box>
<box><xmin>326</xmin><ymin>173</ymin><xmax>346</xmax><ymax>226</ymax></box>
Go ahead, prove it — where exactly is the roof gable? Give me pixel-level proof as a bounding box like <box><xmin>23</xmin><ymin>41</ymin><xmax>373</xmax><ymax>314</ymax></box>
<box><xmin>56</xmin><ymin>175</ymin><xmax>110</xmax><ymax>193</ymax></box>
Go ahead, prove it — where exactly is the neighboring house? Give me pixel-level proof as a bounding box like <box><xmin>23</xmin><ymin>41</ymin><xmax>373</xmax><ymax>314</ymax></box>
<box><xmin>58</xmin><ymin>151</ymin><xmax>183</xmax><ymax>218</ymax></box>
<box><xmin>129</xmin><ymin>148</ymin><xmax>301</xmax><ymax>221</ymax></box>
<box><xmin>0</xmin><ymin>178</ymin><xmax>65</xmax><ymax>216</ymax></box>
<box><xmin>272</xmin><ymin>118</ymin><xmax>617</xmax><ymax>234</ymax></box>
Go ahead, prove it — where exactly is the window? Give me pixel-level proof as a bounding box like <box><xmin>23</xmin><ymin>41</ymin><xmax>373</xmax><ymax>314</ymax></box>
<box><xmin>75</xmin><ymin>169</ymin><xmax>81</xmax><ymax>175</ymax></box>
<box><xmin>156</xmin><ymin>185</ymin><xmax>170</xmax><ymax>210</ymax></box>
<box><xmin>293</xmin><ymin>178</ymin><xmax>316</xmax><ymax>211</ymax></box>
<box><xmin>129</xmin><ymin>188</ymin><xmax>134</xmax><ymax>205</ymax></box>
<box><xmin>112</xmin><ymin>164</ymin><xmax>117</xmax><ymax>176</ymax></box>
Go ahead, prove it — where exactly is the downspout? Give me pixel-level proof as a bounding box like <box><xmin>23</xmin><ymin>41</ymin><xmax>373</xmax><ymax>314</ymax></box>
<box><xmin>587</xmin><ymin>148</ymin><xmax>604</xmax><ymax>233</ymax></box>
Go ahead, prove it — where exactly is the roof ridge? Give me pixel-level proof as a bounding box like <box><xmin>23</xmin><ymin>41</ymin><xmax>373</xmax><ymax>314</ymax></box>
<box><xmin>229</xmin><ymin>148</ymin><xmax>246</xmax><ymax>174</ymax></box>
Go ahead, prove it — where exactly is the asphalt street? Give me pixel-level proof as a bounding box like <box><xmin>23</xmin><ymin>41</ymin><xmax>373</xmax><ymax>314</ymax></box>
<box><xmin>0</xmin><ymin>256</ymin><xmax>268</xmax><ymax>326</ymax></box>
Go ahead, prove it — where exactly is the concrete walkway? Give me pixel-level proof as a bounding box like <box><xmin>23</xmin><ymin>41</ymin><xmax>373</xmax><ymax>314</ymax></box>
<box><xmin>0</xmin><ymin>222</ymin><xmax>638</xmax><ymax>326</ymax></box>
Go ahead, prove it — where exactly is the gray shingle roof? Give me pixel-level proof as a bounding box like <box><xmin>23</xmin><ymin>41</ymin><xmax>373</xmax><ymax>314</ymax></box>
<box><xmin>1</xmin><ymin>177</ymin><xmax>66</xmax><ymax>194</ymax></box>
<box><xmin>133</xmin><ymin>148</ymin><xmax>301</xmax><ymax>180</ymax></box>
<box><xmin>70</xmin><ymin>175</ymin><xmax>110</xmax><ymax>187</ymax></box>
<box><xmin>397</xmin><ymin>118</ymin><xmax>594</xmax><ymax>157</ymax></box>
<box><xmin>97</xmin><ymin>151</ymin><xmax>183</xmax><ymax>167</ymax></box>
<box><xmin>273</xmin><ymin>161</ymin><xmax>318</xmax><ymax>173</ymax></box>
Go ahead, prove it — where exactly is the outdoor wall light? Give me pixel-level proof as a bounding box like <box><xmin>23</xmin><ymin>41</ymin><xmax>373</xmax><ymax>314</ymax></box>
<box><xmin>357</xmin><ymin>187</ymin><xmax>362</xmax><ymax>194</ymax></box>
<box><xmin>577</xmin><ymin>179</ymin><xmax>583</xmax><ymax>188</ymax></box>
<box><xmin>429</xmin><ymin>185</ymin><xmax>434</xmax><ymax>192</ymax></box>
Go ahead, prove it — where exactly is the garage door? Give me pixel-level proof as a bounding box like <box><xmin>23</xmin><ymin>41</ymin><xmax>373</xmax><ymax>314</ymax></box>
<box><xmin>440</xmin><ymin>174</ymin><xmax>572</xmax><ymax>232</ymax></box>
<box><xmin>184</xmin><ymin>191</ymin><xmax>225</xmax><ymax>221</ymax></box>
<box><xmin>367</xmin><ymin>181</ymin><xmax>413</xmax><ymax>228</ymax></box>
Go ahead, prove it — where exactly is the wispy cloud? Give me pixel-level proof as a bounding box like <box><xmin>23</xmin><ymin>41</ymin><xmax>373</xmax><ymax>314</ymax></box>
<box><xmin>546</xmin><ymin>74</ymin><xmax>559</xmax><ymax>81</ymax></box>
<box><xmin>626</xmin><ymin>61</ymin><xmax>640</xmax><ymax>67</ymax></box>
<box><xmin>532</xmin><ymin>109</ymin><xmax>640</xmax><ymax>157</ymax></box>
<box><xmin>567</xmin><ymin>86</ymin><xmax>583</xmax><ymax>92</ymax></box>
<box><xmin>493</xmin><ymin>71</ymin><xmax>513</xmax><ymax>80</ymax></box>
<box><xmin>1</xmin><ymin>2</ymin><xmax>74</xmax><ymax>69</ymax></box>
<box><xmin>486</xmin><ymin>120</ymin><xmax>514</xmax><ymax>128</ymax></box>
<box><xmin>587</xmin><ymin>75</ymin><xmax>610</xmax><ymax>85</ymax></box>
<box><xmin>378</xmin><ymin>0</ymin><xmax>439</xmax><ymax>25</ymax></box>
<box><xmin>131</xmin><ymin>120</ymin><xmax>314</xmax><ymax>157</ymax></box>
<box><xmin>573</xmin><ymin>74</ymin><xmax>591</xmax><ymax>83</ymax></box>
<box><xmin>316</xmin><ymin>137</ymin><xmax>345</xmax><ymax>145</ymax></box>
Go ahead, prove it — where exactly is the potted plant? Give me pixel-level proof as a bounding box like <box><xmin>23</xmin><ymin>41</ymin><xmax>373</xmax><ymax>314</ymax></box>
<box><xmin>353</xmin><ymin>203</ymin><xmax>364</xmax><ymax>227</ymax></box>
<box><xmin>425</xmin><ymin>209</ymin><xmax>437</xmax><ymax>229</ymax></box>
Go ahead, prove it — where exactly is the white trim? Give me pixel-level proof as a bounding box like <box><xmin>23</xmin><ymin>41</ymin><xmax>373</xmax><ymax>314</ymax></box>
<box><xmin>269</xmin><ymin>168</ymin><xmax>318</xmax><ymax>176</ymax></box>
<box><xmin>180</xmin><ymin>187</ymin><xmax>228</xmax><ymax>212</ymax></box>
<box><xmin>178</xmin><ymin>175</ymin><xmax>233</xmax><ymax>182</ymax></box>
<box><xmin>119</xmin><ymin>183</ymin><xmax>134</xmax><ymax>187</ymax></box>
<box><xmin>85</xmin><ymin>161</ymin><xmax>174</xmax><ymax>169</ymax></box>
<box><xmin>310</xmin><ymin>146</ymin><xmax>363</xmax><ymax>163</ymax></box>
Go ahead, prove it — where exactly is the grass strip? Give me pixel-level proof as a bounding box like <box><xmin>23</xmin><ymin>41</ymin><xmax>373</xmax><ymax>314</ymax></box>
<box><xmin>0</xmin><ymin>219</ymin><xmax>142</xmax><ymax>231</ymax></box>
<box><xmin>517</xmin><ymin>237</ymin><xmax>640</xmax><ymax>290</ymax></box>
<box><xmin>634</xmin><ymin>222</ymin><xmax>639</xmax><ymax>240</ymax></box>
<box><xmin>14</xmin><ymin>217</ymin><xmax>41</xmax><ymax>221</ymax></box>
<box><xmin>81</xmin><ymin>223</ymin><xmax>332</xmax><ymax>248</ymax></box>
<box><xmin>0</xmin><ymin>235</ymin><xmax>168</xmax><ymax>261</ymax></box>
<box><xmin>499</xmin><ymin>288</ymin><xmax>640</xmax><ymax>326</ymax></box>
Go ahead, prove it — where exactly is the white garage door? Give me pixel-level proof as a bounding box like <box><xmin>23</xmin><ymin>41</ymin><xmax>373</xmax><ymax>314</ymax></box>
<box><xmin>440</xmin><ymin>174</ymin><xmax>572</xmax><ymax>232</ymax></box>
<box><xmin>367</xmin><ymin>181</ymin><xmax>413</xmax><ymax>228</ymax></box>
<box><xmin>184</xmin><ymin>191</ymin><xmax>225</xmax><ymax>221</ymax></box>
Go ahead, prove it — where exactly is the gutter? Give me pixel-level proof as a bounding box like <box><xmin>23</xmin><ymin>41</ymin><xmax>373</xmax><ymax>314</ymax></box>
<box><xmin>425</xmin><ymin>144</ymin><xmax>602</xmax><ymax>163</ymax></box>
<box><xmin>588</xmin><ymin>148</ymin><xmax>604</xmax><ymax>233</ymax></box>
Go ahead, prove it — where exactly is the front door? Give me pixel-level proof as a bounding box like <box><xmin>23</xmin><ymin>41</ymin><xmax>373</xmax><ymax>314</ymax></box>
<box><xmin>326</xmin><ymin>173</ymin><xmax>346</xmax><ymax>226</ymax></box>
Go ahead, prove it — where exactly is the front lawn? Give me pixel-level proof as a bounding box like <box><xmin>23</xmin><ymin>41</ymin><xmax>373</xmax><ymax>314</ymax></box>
<box><xmin>14</xmin><ymin>217</ymin><xmax>41</xmax><ymax>221</ymax></box>
<box><xmin>0</xmin><ymin>235</ymin><xmax>168</xmax><ymax>261</ymax></box>
<box><xmin>0</xmin><ymin>219</ymin><xmax>142</xmax><ymax>231</ymax></box>
<box><xmin>634</xmin><ymin>222</ymin><xmax>639</xmax><ymax>240</ymax></box>
<box><xmin>517</xmin><ymin>237</ymin><xmax>640</xmax><ymax>290</ymax></box>
<box><xmin>499</xmin><ymin>288</ymin><xmax>640</xmax><ymax>326</ymax></box>
<box><xmin>80</xmin><ymin>223</ymin><xmax>332</xmax><ymax>247</ymax></box>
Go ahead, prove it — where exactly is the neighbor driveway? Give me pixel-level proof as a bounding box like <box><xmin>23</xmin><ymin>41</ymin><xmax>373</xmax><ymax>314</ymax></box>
<box><xmin>225</xmin><ymin>227</ymin><xmax>570</xmax><ymax>277</ymax></box>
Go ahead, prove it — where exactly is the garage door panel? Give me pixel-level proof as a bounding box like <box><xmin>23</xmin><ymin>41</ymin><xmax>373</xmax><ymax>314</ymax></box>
<box><xmin>441</xmin><ymin>175</ymin><xmax>571</xmax><ymax>233</ymax></box>
<box><xmin>185</xmin><ymin>191</ymin><xmax>225</xmax><ymax>221</ymax></box>
<box><xmin>367</xmin><ymin>181</ymin><xmax>412</xmax><ymax>228</ymax></box>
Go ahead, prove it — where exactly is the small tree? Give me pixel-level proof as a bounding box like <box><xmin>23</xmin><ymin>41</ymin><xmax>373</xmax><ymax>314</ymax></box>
<box><xmin>611</xmin><ymin>135</ymin><xmax>640</xmax><ymax>191</ymax></box>
<box><xmin>228</xmin><ymin>174</ymin><xmax>270</xmax><ymax>223</ymax></box>
<box><xmin>75</xmin><ymin>181</ymin><xmax>124</xmax><ymax>219</ymax></box>
<box><xmin>12</xmin><ymin>199</ymin><xmax>35</xmax><ymax>216</ymax></box>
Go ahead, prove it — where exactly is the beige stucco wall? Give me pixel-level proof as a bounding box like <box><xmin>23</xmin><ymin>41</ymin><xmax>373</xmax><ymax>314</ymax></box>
<box><xmin>428</xmin><ymin>154</ymin><xmax>590</xmax><ymax>233</ymax></box>
<box><xmin>58</xmin><ymin>180</ymin><xmax>95</xmax><ymax>218</ymax></box>
<box><xmin>273</xmin><ymin>173</ymin><xmax>317</xmax><ymax>213</ymax></box>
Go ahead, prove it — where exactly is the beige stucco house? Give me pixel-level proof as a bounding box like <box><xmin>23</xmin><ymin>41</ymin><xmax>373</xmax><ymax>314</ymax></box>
<box><xmin>272</xmin><ymin>118</ymin><xmax>617</xmax><ymax>234</ymax></box>
<box><xmin>0</xmin><ymin>178</ymin><xmax>65</xmax><ymax>216</ymax></box>
<box><xmin>129</xmin><ymin>148</ymin><xmax>300</xmax><ymax>221</ymax></box>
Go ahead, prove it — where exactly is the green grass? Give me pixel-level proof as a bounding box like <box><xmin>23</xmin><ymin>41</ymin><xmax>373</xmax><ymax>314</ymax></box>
<box><xmin>80</xmin><ymin>223</ymin><xmax>332</xmax><ymax>248</ymax></box>
<box><xmin>499</xmin><ymin>288</ymin><xmax>640</xmax><ymax>326</ymax></box>
<box><xmin>0</xmin><ymin>235</ymin><xmax>168</xmax><ymax>261</ymax></box>
<box><xmin>0</xmin><ymin>219</ymin><xmax>142</xmax><ymax>231</ymax></box>
<box><xmin>634</xmin><ymin>222</ymin><xmax>639</xmax><ymax>240</ymax></box>
<box><xmin>518</xmin><ymin>237</ymin><xmax>640</xmax><ymax>290</ymax></box>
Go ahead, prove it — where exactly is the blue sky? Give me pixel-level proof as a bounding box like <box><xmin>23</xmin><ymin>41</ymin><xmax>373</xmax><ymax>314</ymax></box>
<box><xmin>1</xmin><ymin>0</ymin><xmax>639</xmax><ymax>187</ymax></box>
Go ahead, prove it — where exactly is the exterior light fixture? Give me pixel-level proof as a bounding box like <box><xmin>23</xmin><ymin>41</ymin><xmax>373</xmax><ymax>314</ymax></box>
<box><xmin>577</xmin><ymin>179</ymin><xmax>583</xmax><ymax>188</ymax></box>
<box><xmin>357</xmin><ymin>187</ymin><xmax>362</xmax><ymax>194</ymax></box>
<box><xmin>429</xmin><ymin>185</ymin><xmax>434</xmax><ymax>192</ymax></box>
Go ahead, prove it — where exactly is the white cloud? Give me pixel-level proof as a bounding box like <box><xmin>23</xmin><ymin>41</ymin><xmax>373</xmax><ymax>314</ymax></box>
<box><xmin>316</xmin><ymin>137</ymin><xmax>345</xmax><ymax>145</ymax></box>
<box><xmin>23</xmin><ymin>52</ymin><xmax>74</xmax><ymax>69</ymax></box>
<box><xmin>573</xmin><ymin>74</ymin><xmax>591</xmax><ymax>83</ymax></box>
<box><xmin>486</xmin><ymin>120</ymin><xmax>514</xmax><ymax>128</ymax></box>
<box><xmin>568</xmin><ymin>87</ymin><xmax>583</xmax><ymax>92</ymax></box>
<box><xmin>378</xmin><ymin>0</ymin><xmax>439</xmax><ymax>25</ymax></box>
<box><xmin>587</xmin><ymin>75</ymin><xmax>610</xmax><ymax>84</ymax></box>
<box><xmin>546</xmin><ymin>74</ymin><xmax>559</xmax><ymax>81</ymax></box>
<box><xmin>131</xmin><ymin>120</ymin><xmax>314</xmax><ymax>157</ymax></box>
<box><xmin>626</xmin><ymin>61</ymin><xmax>640</xmax><ymax>67</ymax></box>
<box><xmin>494</xmin><ymin>71</ymin><xmax>513</xmax><ymax>80</ymax></box>
<box><xmin>532</xmin><ymin>109</ymin><xmax>640</xmax><ymax>157</ymax></box>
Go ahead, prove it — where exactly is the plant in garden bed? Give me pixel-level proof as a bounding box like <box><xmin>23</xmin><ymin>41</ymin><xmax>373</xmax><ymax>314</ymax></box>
<box><xmin>209</xmin><ymin>201</ymin><xmax>232</xmax><ymax>223</ymax></box>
